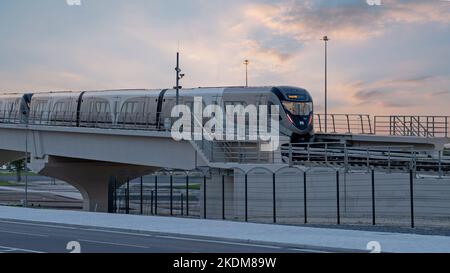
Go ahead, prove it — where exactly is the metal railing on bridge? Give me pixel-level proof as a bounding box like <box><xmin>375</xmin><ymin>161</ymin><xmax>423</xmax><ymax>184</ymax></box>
<box><xmin>374</xmin><ymin>116</ymin><xmax>449</xmax><ymax>138</ymax></box>
<box><xmin>282</xmin><ymin>142</ymin><xmax>450</xmax><ymax>176</ymax></box>
<box><xmin>314</xmin><ymin>114</ymin><xmax>373</xmax><ymax>134</ymax></box>
<box><xmin>2</xmin><ymin>110</ymin><xmax>449</xmax><ymax>138</ymax></box>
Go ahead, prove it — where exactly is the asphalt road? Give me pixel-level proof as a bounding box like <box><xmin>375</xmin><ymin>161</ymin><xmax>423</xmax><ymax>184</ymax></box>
<box><xmin>0</xmin><ymin>219</ymin><xmax>332</xmax><ymax>253</ymax></box>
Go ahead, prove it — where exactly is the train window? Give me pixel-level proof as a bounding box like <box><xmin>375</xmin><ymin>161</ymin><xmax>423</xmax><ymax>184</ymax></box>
<box><xmin>94</xmin><ymin>102</ymin><xmax>110</xmax><ymax>113</ymax></box>
<box><xmin>33</xmin><ymin>101</ymin><xmax>47</xmax><ymax>114</ymax></box>
<box><xmin>282</xmin><ymin>101</ymin><xmax>312</xmax><ymax>116</ymax></box>
<box><xmin>121</xmin><ymin>102</ymin><xmax>138</xmax><ymax>114</ymax></box>
<box><xmin>7</xmin><ymin>102</ymin><xmax>15</xmax><ymax>113</ymax></box>
<box><xmin>53</xmin><ymin>102</ymin><xmax>64</xmax><ymax>113</ymax></box>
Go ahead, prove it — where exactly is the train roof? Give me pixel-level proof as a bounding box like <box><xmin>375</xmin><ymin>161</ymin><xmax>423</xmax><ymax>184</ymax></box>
<box><xmin>0</xmin><ymin>86</ymin><xmax>312</xmax><ymax>98</ymax></box>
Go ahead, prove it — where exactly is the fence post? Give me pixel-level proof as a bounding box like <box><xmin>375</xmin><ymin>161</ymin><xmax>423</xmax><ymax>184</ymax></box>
<box><xmin>373</xmin><ymin>116</ymin><xmax>377</xmax><ymax>135</ymax></box>
<box><xmin>366</xmin><ymin>148</ymin><xmax>370</xmax><ymax>172</ymax></box>
<box><xmin>170</xmin><ymin>175</ymin><xmax>173</xmax><ymax>216</ymax></box>
<box><xmin>304</xmin><ymin>172</ymin><xmax>308</xmax><ymax>224</ymax></box>
<box><xmin>273</xmin><ymin>173</ymin><xmax>276</xmax><ymax>224</ymax></box>
<box><xmin>186</xmin><ymin>175</ymin><xmax>189</xmax><ymax>216</ymax></box>
<box><xmin>410</xmin><ymin>169</ymin><xmax>415</xmax><ymax>228</ymax></box>
<box><xmin>140</xmin><ymin>176</ymin><xmax>143</xmax><ymax>215</ymax></box>
<box><xmin>203</xmin><ymin>175</ymin><xmax>207</xmax><ymax>219</ymax></box>
<box><xmin>360</xmin><ymin>115</ymin><xmax>365</xmax><ymax>134</ymax></box>
<box><xmin>181</xmin><ymin>193</ymin><xmax>184</xmax><ymax>216</ymax></box>
<box><xmin>346</xmin><ymin>114</ymin><xmax>350</xmax><ymax>133</ymax></box>
<box><xmin>222</xmin><ymin>174</ymin><xmax>225</xmax><ymax>220</ymax></box>
<box><xmin>317</xmin><ymin>114</ymin><xmax>322</xmax><ymax>132</ymax></box>
<box><xmin>445</xmin><ymin>116</ymin><xmax>448</xmax><ymax>138</ymax></box>
<box><xmin>150</xmin><ymin>190</ymin><xmax>154</xmax><ymax>215</ymax></box>
<box><xmin>371</xmin><ymin>169</ymin><xmax>376</xmax><ymax>225</ymax></box>
<box><xmin>336</xmin><ymin>171</ymin><xmax>340</xmax><ymax>225</ymax></box>
<box><xmin>155</xmin><ymin>176</ymin><xmax>158</xmax><ymax>215</ymax></box>
<box><xmin>245</xmin><ymin>173</ymin><xmax>248</xmax><ymax>222</ymax></box>
<box><xmin>108</xmin><ymin>177</ymin><xmax>114</xmax><ymax>213</ymax></box>
<box><xmin>126</xmin><ymin>179</ymin><xmax>130</xmax><ymax>215</ymax></box>
<box><xmin>114</xmin><ymin>178</ymin><xmax>117</xmax><ymax>213</ymax></box>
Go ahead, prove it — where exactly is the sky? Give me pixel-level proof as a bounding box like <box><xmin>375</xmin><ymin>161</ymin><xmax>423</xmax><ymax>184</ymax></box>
<box><xmin>0</xmin><ymin>0</ymin><xmax>449</xmax><ymax>115</ymax></box>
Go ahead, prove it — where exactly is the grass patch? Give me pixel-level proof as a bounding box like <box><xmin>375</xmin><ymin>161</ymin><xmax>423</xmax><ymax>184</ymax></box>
<box><xmin>0</xmin><ymin>181</ymin><xmax>20</xmax><ymax>187</ymax></box>
<box><xmin>173</xmin><ymin>184</ymin><xmax>201</xmax><ymax>190</ymax></box>
<box><xmin>0</xmin><ymin>172</ymin><xmax>38</xmax><ymax>177</ymax></box>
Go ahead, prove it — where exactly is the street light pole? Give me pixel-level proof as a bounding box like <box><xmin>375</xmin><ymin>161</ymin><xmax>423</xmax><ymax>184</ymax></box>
<box><xmin>176</xmin><ymin>52</ymin><xmax>180</xmax><ymax>106</ymax></box>
<box><xmin>24</xmin><ymin>117</ymin><xmax>29</xmax><ymax>208</ymax></box>
<box><xmin>175</xmin><ymin>52</ymin><xmax>185</xmax><ymax>106</ymax></box>
<box><xmin>243</xmin><ymin>59</ymin><xmax>249</xmax><ymax>87</ymax></box>
<box><xmin>321</xmin><ymin>36</ymin><xmax>329</xmax><ymax>133</ymax></box>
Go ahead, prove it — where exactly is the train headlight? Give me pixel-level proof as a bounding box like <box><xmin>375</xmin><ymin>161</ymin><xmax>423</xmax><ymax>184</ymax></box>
<box><xmin>287</xmin><ymin>114</ymin><xmax>294</xmax><ymax>124</ymax></box>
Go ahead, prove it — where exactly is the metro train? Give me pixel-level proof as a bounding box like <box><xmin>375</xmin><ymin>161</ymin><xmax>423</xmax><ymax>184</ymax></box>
<box><xmin>0</xmin><ymin>86</ymin><xmax>314</xmax><ymax>141</ymax></box>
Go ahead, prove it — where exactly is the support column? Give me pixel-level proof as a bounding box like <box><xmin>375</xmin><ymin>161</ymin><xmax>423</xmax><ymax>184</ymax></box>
<box><xmin>32</xmin><ymin>156</ymin><xmax>157</xmax><ymax>212</ymax></box>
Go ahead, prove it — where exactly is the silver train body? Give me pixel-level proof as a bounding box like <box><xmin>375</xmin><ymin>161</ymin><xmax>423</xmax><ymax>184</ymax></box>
<box><xmin>0</xmin><ymin>86</ymin><xmax>314</xmax><ymax>140</ymax></box>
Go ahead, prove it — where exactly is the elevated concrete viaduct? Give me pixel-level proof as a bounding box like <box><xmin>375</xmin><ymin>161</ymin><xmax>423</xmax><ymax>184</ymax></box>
<box><xmin>0</xmin><ymin>124</ymin><xmax>206</xmax><ymax>212</ymax></box>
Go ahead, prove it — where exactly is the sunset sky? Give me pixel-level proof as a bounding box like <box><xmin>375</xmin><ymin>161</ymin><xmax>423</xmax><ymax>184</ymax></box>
<box><xmin>0</xmin><ymin>0</ymin><xmax>449</xmax><ymax>115</ymax></box>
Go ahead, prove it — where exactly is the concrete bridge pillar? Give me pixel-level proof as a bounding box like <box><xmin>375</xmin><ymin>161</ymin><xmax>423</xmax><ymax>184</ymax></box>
<box><xmin>30</xmin><ymin>156</ymin><xmax>157</xmax><ymax>212</ymax></box>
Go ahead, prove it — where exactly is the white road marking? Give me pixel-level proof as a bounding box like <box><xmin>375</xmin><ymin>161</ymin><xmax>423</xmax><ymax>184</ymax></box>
<box><xmin>0</xmin><ymin>220</ymin><xmax>79</xmax><ymax>230</ymax></box>
<box><xmin>0</xmin><ymin>248</ymin><xmax>16</xmax><ymax>253</ymax></box>
<box><xmin>0</xmin><ymin>245</ymin><xmax>45</xmax><ymax>253</ymax></box>
<box><xmin>156</xmin><ymin>235</ymin><xmax>283</xmax><ymax>250</ymax></box>
<box><xmin>77</xmin><ymin>239</ymin><xmax>150</xmax><ymax>249</ymax></box>
<box><xmin>286</xmin><ymin>248</ymin><xmax>331</xmax><ymax>253</ymax></box>
<box><xmin>0</xmin><ymin>219</ymin><xmax>332</xmax><ymax>252</ymax></box>
<box><xmin>0</xmin><ymin>229</ymin><xmax>49</xmax><ymax>237</ymax></box>
<box><xmin>84</xmin><ymin>228</ymin><xmax>156</xmax><ymax>237</ymax></box>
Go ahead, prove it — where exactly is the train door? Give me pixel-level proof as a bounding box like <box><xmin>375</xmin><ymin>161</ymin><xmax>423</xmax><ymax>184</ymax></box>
<box><xmin>144</xmin><ymin>95</ymin><xmax>159</xmax><ymax>127</ymax></box>
<box><xmin>112</xmin><ymin>96</ymin><xmax>119</xmax><ymax>125</ymax></box>
<box><xmin>160</xmin><ymin>96</ymin><xmax>176</xmax><ymax>130</ymax></box>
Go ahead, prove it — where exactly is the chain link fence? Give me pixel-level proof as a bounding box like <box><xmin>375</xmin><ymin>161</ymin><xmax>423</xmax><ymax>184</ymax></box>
<box><xmin>113</xmin><ymin>167</ymin><xmax>450</xmax><ymax>229</ymax></box>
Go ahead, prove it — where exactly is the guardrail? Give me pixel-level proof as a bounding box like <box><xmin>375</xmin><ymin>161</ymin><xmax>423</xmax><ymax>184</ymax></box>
<box><xmin>282</xmin><ymin>142</ymin><xmax>450</xmax><ymax>176</ymax></box>
<box><xmin>374</xmin><ymin>116</ymin><xmax>449</xmax><ymax>137</ymax></box>
<box><xmin>1</xmin><ymin>110</ymin><xmax>449</xmax><ymax>141</ymax></box>
<box><xmin>314</xmin><ymin>114</ymin><xmax>373</xmax><ymax>134</ymax></box>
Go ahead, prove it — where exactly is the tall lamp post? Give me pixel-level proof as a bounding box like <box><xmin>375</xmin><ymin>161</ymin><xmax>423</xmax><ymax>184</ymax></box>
<box><xmin>243</xmin><ymin>59</ymin><xmax>250</xmax><ymax>87</ymax></box>
<box><xmin>321</xmin><ymin>36</ymin><xmax>329</xmax><ymax>133</ymax></box>
<box><xmin>24</xmin><ymin>113</ymin><xmax>29</xmax><ymax>208</ymax></box>
<box><xmin>175</xmin><ymin>52</ymin><xmax>185</xmax><ymax>106</ymax></box>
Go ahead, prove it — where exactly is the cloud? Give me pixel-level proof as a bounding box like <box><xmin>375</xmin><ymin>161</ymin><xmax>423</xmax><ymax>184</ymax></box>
<box><xmin>347</xmin><ymin>74</ymin><xmax>450</xmax><ymax>113</ymax></box>
<box><xmin>241</xmin><ymin>0</ymin><xmax>450</xmax><ymax>48</ymax></box>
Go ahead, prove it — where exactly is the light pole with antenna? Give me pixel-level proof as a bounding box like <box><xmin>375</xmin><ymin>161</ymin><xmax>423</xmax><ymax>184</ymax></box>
<box><xmin>175</xmin><ymin>52</ymin><xmax>185</xmax><ymax>106</ymax></box>
<box><xmin>24</xmin><ymin>112</ymin><xmax>29</xmax><ymax>207</ymax></box>
<box><xmin>243</xmin><ymin>59</ymin><xmax>250</xmax><ymax>87</ymax></box>
<box><xmin>321</xmin><ymin>36</ymin><xmax>329</xmax><ymax>133</ymax></box>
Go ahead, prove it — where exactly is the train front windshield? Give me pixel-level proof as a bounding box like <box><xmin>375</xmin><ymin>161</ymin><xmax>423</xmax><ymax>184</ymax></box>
<box><xmin>282</xmin><ymin>101</ymin><xmax>312</xmax><ymax>116</ymax></box>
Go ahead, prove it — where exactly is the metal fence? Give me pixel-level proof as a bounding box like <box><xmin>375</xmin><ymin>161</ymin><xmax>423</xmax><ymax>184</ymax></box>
<box><xmin>314</xmin><ymin>114</ymin><xmax>450</xmax><ymax>137</ymax></box>
<box><xmin>314</xmin><ymin>114</ymin><xmax>373</xmax><ymax>134</ymax></box>
<box><xmin>113</xmin><ymin>167</ymin><xmax>450</xmax><ymax>229</ymax></box>
<box><xmin>283</xmin><ymin>142</ymin><xmax>450</xmax><ymax>176</ymax></box>
<box><xmin>374</xmin><ymin>116</ymin><xmax>449</xmax><ymax>137</ymax></box>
